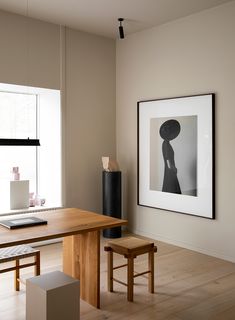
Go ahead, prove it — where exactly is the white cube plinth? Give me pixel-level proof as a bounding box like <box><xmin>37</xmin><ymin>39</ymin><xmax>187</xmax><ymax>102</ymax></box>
<box><xmin>26</xmin><ymin>271</ymin><xmax>80</xmax><ymax>320</ymax></box>
<box><xmin>10</xmin><ymin>180</ymin><xmax>29</xmax><ymax>209</ymax></box>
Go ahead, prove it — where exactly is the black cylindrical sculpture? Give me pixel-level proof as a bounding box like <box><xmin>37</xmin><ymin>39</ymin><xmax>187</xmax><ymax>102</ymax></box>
<box><xmin>102</xmin><ymin>171</ymin><xmax>122</xmax><ymax>238</ymax></box>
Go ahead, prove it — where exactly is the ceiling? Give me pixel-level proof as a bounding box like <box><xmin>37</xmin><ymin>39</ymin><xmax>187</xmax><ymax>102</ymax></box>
<box><xmin>0</xmin><ymin>0</ymin><xmax>232</xmax><ymax>38</ymax></box>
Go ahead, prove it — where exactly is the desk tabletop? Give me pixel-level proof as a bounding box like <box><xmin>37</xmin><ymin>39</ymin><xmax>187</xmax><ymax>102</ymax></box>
<box><xmin>0</xmin><ymin>208</ymin><xmax>127</xmax><ymax>248</ymax></box>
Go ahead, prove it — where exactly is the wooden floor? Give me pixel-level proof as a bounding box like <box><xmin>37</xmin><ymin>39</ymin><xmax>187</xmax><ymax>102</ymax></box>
<box><xmin>0</xmin><ymin>234</ymin><xmax>235</xmax><ymax>320</ymax></box>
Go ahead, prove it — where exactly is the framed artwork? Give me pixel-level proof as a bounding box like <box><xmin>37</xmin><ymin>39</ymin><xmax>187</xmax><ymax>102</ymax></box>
<box><xmin>137</xmin><ymin>93</ymin><xmax>215</xmax><ymax>219</ymax></box>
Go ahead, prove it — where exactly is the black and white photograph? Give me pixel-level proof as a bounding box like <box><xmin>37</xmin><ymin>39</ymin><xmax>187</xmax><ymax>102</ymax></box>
<box><xmin>150</xmin><ymin>115</ymin><xmax>197</xmax><ymax>197</ymax></box>
<box><xmin>138</xmin><ymin>94</ymin><xmax>215</xmax><ymax>219</ymax></box>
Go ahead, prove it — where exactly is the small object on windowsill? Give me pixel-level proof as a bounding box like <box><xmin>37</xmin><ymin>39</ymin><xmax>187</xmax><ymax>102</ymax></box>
<box><xmin>29</xmin><ymin>199</ymin><xmax>35</xmax><ymax>207</ymax></box>
<box><xmin>40</xmin><ymin>198</ymin><xmax>46</xmax><ymax>206</ymax></box>
<box><xmin>29</xmin><ymin>193</ymin><xmax>46</xmax><ymax>207</ymax></box>
<box><xmin>12</xmin><ymin>167</ymin><xmax>19</xmax><ymax>174</ymax></box>
<box><xmin>10</xmin><ymin>180</ymin><xmax>29</xmax><ymax>210</ymax></box>
<box><xmin>35</xmin><ymin>195</ymin><xmax>41</xmax><ymax>206</ymax></box>
<box><xmin>29</xmin><ymin>192</ymin><xmax>35</xmax><ymax>207</ymax></box>
<box><xmin>12</xmin><ymin>167</ymin><xmax>20</xmax><ymax>181</ymax></box>
<box><xmin>13</xmin><ymin>173</ymin><xmax>20</xmax><ymax>180</ymax></box>
<box><xmin>33</xmin><ymin>195</ymin><xmax>46</xmax><ymax>207</ymax></box>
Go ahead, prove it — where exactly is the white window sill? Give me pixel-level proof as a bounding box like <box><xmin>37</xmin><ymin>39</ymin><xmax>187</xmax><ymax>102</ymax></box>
<box><xmin>0</xmin><ymin>206</ymin><xmax>63</xmax><ymax>217</ymax></box>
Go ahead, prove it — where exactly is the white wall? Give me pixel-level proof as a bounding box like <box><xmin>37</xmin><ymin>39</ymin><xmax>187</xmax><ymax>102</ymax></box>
<box><xmin>0</xmin><ymin>10</ymin><xmax>116</xmax><ymax>214</ymax></box>
<box><xmin>116</xmin><ymin>1</ymin><xmax>235</xmax><ymax>262</ymax></box>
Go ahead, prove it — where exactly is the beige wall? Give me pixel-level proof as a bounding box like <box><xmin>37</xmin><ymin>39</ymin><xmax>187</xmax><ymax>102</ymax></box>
<box><xmin>116</xmin><ymin>1</ymin><xmax>235</xmax><ymax>262</ymax></box>
<box><xmin>65</xmin><ymin>28</ymin><xmax>116</xmax><ymax>212</ymax></box>
<box><xmin>0</xmin><ymin>10</ymin><xmax>116</xmax><ymax>214</ymax></box>
<box><xmin>0</xmin><ymin>10</ymin><xmax>60</xmax><ymax>89</ymax></box>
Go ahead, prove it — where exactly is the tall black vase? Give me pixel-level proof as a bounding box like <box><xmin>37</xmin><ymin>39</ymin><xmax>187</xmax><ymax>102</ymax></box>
<box><xmin>102</xmin><ymin>171</ymin><xmax>122</xmax><ymax>238</ymax></box>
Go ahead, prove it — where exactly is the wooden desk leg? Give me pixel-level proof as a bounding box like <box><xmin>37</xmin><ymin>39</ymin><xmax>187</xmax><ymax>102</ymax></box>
<box><xmin>63</xmin><ymin>235</ymin><xmax>80</xmax><ymax>279</ymax></box>
<box><xmin>63</xmin><ymin>231</ymin><xmax>100</xmax><ymax>308</ymax></box>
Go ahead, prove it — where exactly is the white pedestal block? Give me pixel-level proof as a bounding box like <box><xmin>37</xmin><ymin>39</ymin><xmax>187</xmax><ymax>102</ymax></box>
<box><xmin>26</xmin><ymin>271</ymin><xmax>80</xmax><ymax>320</ymax></box>
<box><xmin>10</xmin><ymin>180</ymin><xmax>29</xmax><ymax>209</ymax></box>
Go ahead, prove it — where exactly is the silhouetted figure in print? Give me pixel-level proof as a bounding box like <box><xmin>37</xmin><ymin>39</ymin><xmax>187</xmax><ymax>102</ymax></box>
<box><xmin>159</xmin><ymin>119</ymin><xmax>181</xmax><ymax>194</ymax></box>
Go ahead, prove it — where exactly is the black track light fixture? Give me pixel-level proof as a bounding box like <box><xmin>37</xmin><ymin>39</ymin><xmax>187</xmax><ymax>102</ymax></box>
<box><xmin>118</xmin><ymin>18</ymin><xmax>124</xmax><ymax>39</ymax></box>
<box><xmin>0</xmin><ymin>138</ymin><xmax>40</xmax><ymax>146</ymax></box>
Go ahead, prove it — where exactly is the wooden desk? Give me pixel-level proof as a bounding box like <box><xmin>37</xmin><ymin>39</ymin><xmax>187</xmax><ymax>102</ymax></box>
<box><xmin>0</xmin><ymin>208</ymin><xmax>127</xmax><ymax>308</ymax></box>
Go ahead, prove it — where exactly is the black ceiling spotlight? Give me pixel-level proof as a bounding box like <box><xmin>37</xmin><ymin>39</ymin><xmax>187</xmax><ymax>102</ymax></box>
<box><xmin>118</xmin><ymin>18</ymin><xmax>125</xmax><ymax>39</ymax></box>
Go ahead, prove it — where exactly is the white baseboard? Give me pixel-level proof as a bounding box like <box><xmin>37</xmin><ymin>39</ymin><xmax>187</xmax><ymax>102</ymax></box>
<box><xmin>132</xmin><ymin>228</ymin><xmax>235</xmax><ymax>263</ymax></box>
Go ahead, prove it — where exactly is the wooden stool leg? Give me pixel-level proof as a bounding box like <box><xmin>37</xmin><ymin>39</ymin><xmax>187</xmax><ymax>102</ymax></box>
<box><xmin>148</xmin><ymin>250</ymin><xmax>154</xmax><ymax>293</ymax></box>
<box><xmin>107</xmin><ymin>250</ymin><xmax>113</xmax><ymax>292</ymax></box>
<box><xmin>15</xmin><ymin>259</ymin><xmax>20</xmax><ymax>291</ymax></box>
<box><xmin>127</xmin><ymin>257</ymin><xmax>134</xmax><ymax>301</ymax></box>
<box><xmin>35</xmin><ymin>251</ymin><xmax>40</xmax><ymax>276</ymax></box>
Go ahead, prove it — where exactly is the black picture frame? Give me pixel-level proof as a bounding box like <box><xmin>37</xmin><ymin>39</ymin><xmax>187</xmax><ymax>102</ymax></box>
<box><xmin>137</xmin><ymin>93</ymin><xmax>215</xmax><ymax>219</ymax></box>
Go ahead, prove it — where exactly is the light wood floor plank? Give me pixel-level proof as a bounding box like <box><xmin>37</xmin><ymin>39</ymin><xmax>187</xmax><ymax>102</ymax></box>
<box><xmin>0</xmin><ymin>235</ymin><xmax>235</xmax><ymax>320</ymax></box>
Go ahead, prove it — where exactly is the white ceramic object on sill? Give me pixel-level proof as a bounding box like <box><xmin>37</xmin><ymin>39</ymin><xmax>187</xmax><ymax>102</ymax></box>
<box><xmin>10</xmin><ymin>180</ymin><xmax>29</xmax><ymax>210</ymax></box>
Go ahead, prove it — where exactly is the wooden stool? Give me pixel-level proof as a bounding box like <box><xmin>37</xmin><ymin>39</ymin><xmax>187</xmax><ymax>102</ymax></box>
<box><xmin>104</xmin><ymin>236</ymin><xmax>157</xmax><ymax>301</ymax></box>
<box><xmin>0</xmin><ymin>244</ymin><xmax>40</xmax><ymax>291</ymax></box>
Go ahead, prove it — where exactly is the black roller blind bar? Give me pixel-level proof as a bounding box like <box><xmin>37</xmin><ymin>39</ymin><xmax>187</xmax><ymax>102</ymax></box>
<box><xmin>0</xmin><ymin>138</ymin><xmax>40</xmax><ymax>146</ymax></box>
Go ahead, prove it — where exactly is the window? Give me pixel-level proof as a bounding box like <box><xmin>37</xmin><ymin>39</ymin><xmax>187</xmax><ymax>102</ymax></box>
<box><xmin>0</xmin><ymin>83</ymin><xmax>61</xmax><ymax>213</ymax></box>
